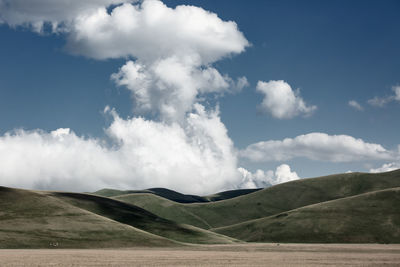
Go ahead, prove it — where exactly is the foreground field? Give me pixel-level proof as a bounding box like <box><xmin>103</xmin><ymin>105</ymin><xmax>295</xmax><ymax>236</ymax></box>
<box><xmin>1</xmin><ymin>244</ymin><xmax>400</xmax><ymax>266</ymax></box>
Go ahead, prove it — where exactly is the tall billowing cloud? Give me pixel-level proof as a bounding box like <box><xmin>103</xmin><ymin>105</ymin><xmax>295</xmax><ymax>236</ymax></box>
<box><xmin>73</xmin><ymin>1</ymin><xmax>249</xmax><ymax>121</ymax></box>
<box><xmin>111</xmin><ymin>59</ymin><xmax>248</xmax><ymax>122</ymax></box>
<box><xmin>241</xmin><ymin>132</ymin><xmax>394</xmax><ymax>162</ymax></box>
<box><xmin>256</xmin><ymin>80</ymin><xmax>316</xmax><ymax>119</ymax></box>
<box><xmin>0</xmin><ymin>0</ymin><xmax>253</xmax><ymax>194</ymax></box>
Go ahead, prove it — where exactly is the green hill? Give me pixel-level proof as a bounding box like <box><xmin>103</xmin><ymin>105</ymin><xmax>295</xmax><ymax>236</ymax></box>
<box><xmin>0</xmin><ymin>187</ymin><xmax>237</xmax><ymax>248</ymax></box>
<box><xmin>114</xmin><ymin>170</ymin><xmax>400</xmax><ymax>229</ymax></box>
<box><xmin>1</xmin><ymin>169</ymin><xmax>400</xmax><ymax>247</ymax></box>
<box><xmin>52</xmin><ymin>192</ymin><xmax>237</xmax><ymax>245</ymax></box>
<box><xmin>113</xmin><ymin>193</ymin><xmax>212</xmax><ymax>229</ymax></box>
<box><xmin>0</xmin><ymin>187</ymin><xmax>175</xmax><ymax>248</ymax></box>
<box><xmin>213</xmin><ymin>187</ymin><xmax>400</xmax><ymax>243</ymax></box>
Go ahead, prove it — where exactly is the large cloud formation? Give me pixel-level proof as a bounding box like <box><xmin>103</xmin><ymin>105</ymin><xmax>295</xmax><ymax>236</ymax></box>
<box><xmin>67</xmin><ymin>0</ymin><xmax>249</xmax><ymax>122</ymax></box>
<box><xmin>66</xmin><ymin>1</ymin><xmax>248</xmax><ymax>62</ymax></box>
<box><xmin>241</xmin><ymin>132</ymin><xmax>395</xmax><ymax>163</ymax></box>
<box><xmin>0</xmin><ymin>0</ymin><xmax>254</xmax><ymax>194</ymax></box>
<box><xmin>1</xmin><ymin>0</ymin><xmax>396</xmax><ymax>194</ymax></box>
<box><xmin>0</xmin><ymin>106</ymin><xmax>241</xmax><ymax>194</ymax></box>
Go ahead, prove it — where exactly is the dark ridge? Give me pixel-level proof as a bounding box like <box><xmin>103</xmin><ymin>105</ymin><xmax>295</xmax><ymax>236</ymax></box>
<box><xmin>93</xmin><ymin>187</ymin><xmax>263</xmax><ymax>203</ymax></box>
<box><xmin>147</xmin><ymin>188</ymin><xmax>209</xmax><ymax>203</ymax></box>
<box><xmin>205</xmin><ymin>188</ymin><xmax>262</xmax><ymax>201</ymax></box>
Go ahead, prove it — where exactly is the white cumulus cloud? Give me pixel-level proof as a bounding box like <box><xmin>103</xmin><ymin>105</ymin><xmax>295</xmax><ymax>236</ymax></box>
<box><xmin>111</xmin><ymin>59</ymin><xmax>247</xmax><ymax>122</ymax></box>
<box><xmin>238</xmin><ymin>164</ymin><xmax>300</xmax><ymax>189</ymax></box>
<box><xmin>256</xmin><ymin>80</ymin><xmax>317</xmax><ymax>119</ymax></box>
<box><xmin>369</xmin><ymin>162</ymin><xmax>400</xmax><ymax>173</ymax></box>
<box><xmin>0</xmin><ymin>0</ymin><xmax>251</xmax><ymax>194</ymax></box>
<box><xmin>241</xmin><ymin>132</ymin><xmax>394</xmax><ymax>163</ymax></box>
<box><xmin>66</xmin><ymin>1</ymin><xmax>249</xmax><ymax>62</ymax></box>
<box><xmin>0</xmin><ymin>105</ymin><xmax>242</xmax><ymax>195</ymax></box>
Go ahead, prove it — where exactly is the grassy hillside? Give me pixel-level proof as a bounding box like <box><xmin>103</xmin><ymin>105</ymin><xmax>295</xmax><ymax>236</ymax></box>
<box><xmin>213</xmin><ymin>187</ymin><xmax>400</xmax><ymax>243</ymax></box>
<box><xmin>0</xmin><ymin>187</ymin><xmax>237</xmax><ymax>248</ymax></box>
<box><xmin>2</xmin><ymin>169</ymin><xmax>399</xmax><ymax>247</ymax></box>
<box><xmin>0</xmin><ymin>187</ymin><xmax>176</xmax><ymax>248</ymax></box>
<box><xmin>53</xmin><ymin>192</ymin><xmax>237</xmax><ymax>245</ymax></box>
<box><xmin>93</xmin><ymin>188</ymin><xmax>260</xmax><ymax>203</ymax></box>
<box><xmin>113</xmin><ymin>193</ymin><xmax>212</xmax><ymax>229</ymax></box>
<box><xmin>114</xmin><ymin>170</ymin><xmax>400</xmax><ymax>229</ymax></box>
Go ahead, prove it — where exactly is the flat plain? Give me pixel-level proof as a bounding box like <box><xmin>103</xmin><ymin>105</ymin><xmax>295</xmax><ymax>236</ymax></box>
<box><xmin>1</xmin><ymin>243</ymin><xmax>400</xmax><ymax>266</ymax></box>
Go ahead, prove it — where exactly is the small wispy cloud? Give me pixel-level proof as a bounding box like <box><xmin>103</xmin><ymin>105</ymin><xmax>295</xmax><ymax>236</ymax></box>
<box><xmin>368</xmin><ymin>85</ymin><xmax>400</xmax><ymax>107</ymax></box>
<box><xmin>348</xmin><ymin>100</ymin><xmax>363</xmax><ymax>111</ymax></box>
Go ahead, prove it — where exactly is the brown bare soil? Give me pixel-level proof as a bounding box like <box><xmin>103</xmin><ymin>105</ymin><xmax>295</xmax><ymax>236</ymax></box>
<box><xmin>1</xmin><ymin>243</ymin><xmax>400</xmax><ymax>266</ymax></box>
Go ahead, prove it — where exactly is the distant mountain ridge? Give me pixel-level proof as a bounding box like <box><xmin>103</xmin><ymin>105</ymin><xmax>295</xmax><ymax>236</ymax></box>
<box><xmin>92</xmin><ymin>187</ymin><xmax>262</xmax><ymax>203</ymax></box>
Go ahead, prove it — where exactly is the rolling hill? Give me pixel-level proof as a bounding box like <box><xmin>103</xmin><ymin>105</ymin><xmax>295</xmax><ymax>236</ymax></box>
<box><xmin>52</xmin><ymin>191</ymin><xmax>237</xmax><ymax>245</ymax></box>
<box><xmin>1</xmin><ymin>169</ymin><xmax>400</xmax><ymax>247</ymax></box>
<box><xmin>0</xmin><ymin>187</ymin><xmax>175</xmax><ymax>248</ymax></box>
<box><xmin>113</xmin><ymin>169</ymin><xmax>400</xmax><ymax>229</ymax></box>
<box><xmin>213</xmin><ymin>187</ymin><xmax>400</xmax><ymax>243</ymax></box>
<box><xmin>0</xmin><ymin>187</ymin><xmax>236</xmax><ymax>248</ymax></box>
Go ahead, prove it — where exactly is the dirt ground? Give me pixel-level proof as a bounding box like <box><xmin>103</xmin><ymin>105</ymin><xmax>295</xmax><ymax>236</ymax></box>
<box><xmin>1</xmin><ymin>243</ymin><xmax>400</xmax><ymax>266</ymax></box>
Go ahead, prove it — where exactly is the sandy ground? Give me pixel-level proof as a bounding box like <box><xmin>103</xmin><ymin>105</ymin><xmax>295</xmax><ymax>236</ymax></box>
<box><xmin>1</xmin><ymin>243</ymin><xmax>400</xmax><ymax>266</ymax></box>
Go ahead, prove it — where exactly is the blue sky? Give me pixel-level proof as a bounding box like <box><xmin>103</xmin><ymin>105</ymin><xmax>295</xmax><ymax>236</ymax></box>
<box><xmin>0</xmin><ymin>0</ymin><xmax>399</xmax><ymax>193</ymax></box>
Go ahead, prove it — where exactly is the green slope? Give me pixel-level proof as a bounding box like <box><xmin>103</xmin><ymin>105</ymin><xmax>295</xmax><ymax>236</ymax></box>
<box><xmin>0</xmin><ymin>186</ymin><xmax>237</xmax><ymax>248</ymax></box>
<box><xmin>114</xmin><ymin>170</ymin><xmax>400</xmax><ymax>229</ymax></box>
<box><xmin>113</xmin><ymin>193</ymin><xmax>213</xmax><ymax>229</ymax></box>
<box><xmin>0</xmin><ymin>187</ymin><xmax>176</xmax><ymax>248</ymax></box>
<box><xmin>53</xmin><ymin>192</ymin><xmax>237</xmax><ymax>245</ymax></box>
<box><xmin>213</xmin><ymin>187</ymin><xmax>400</xmax><ymax>243</ymax></box>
